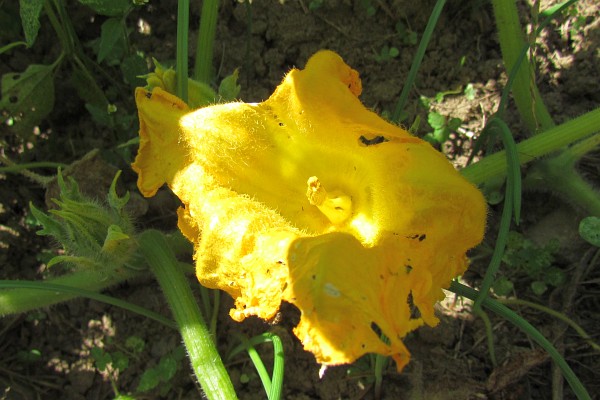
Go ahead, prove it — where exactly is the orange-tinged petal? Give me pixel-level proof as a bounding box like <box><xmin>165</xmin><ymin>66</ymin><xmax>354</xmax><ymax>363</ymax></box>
<box><xmin>285</xmin><ymin>233</ymin><xmax>418</xmax><ymax>368</ymax></box>
<box><xmin>131</xmin><ymin>49</ymin><xmax>487</xmax><ymax>372</ymax></box>
<box><xmin>132</xmin><ymin>87</ymin><xmax>189</xmax><ymax>197</ymax></box>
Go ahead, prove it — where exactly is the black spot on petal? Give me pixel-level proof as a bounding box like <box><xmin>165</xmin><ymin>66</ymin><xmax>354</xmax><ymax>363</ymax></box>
<box><xmin>359</xmin><ymin>135</ymin><xmax>389</xmax><ymax>146</ymax></box>
<box><xmin>407</xmin><ymin>291</ymin><xmax>421</xmax><ymax>320</ymax></box>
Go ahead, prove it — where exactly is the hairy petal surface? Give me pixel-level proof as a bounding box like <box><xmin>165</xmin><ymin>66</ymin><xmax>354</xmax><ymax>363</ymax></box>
<box><xmin>132</xmin><ymin>50</ymin><xmax>487</xmax><ymax>371</ymax></box>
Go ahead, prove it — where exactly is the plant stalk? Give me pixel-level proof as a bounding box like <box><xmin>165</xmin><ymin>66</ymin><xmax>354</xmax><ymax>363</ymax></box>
<box><xmin>391</xmin><ymin>0</ymin><xmax>446</xmax><ymax>123</ymax></box>
<box><xmin>176</xmin><ymin>0</ymin><xmax>190</xmax><ymax>102</ymax></box>
<box><xmin>449</xmin><ymin>281</ymin><xmax>591</xmax><ymax>400</ymax></box>
<box><xmin>139</xmin><ymin>230</ymin><xmax>237</xmax><ymax>400</ymax></box>
<box><xmin>194</xmin><ymin>0</ymin><xmax>219</xmax><ymax>83</ymax></box>
<box><xmin>524</xmin><ymin>161</ymin><xmax>600</xmax><ymax>216</ymax></box>
<box><xmin>0</xmin><ymin>267</ymin><xmax>142</xmax><ymax>316</ymax></box>
<box><xmin>461</xmin><ymin>107</ymin><xmax>600</xmax><ymax>186</ymax></box>
<box><xmin>491</xmin><ymin>0</ymin><xmax>554</xmax><ymax>133</ymax></box>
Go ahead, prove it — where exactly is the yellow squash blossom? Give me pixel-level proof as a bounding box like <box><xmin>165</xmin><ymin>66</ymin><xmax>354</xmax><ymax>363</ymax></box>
<box><xmin>132</xmin><ymin>50</ymin><xmax>487</xmax><ymax>371</ymax></box>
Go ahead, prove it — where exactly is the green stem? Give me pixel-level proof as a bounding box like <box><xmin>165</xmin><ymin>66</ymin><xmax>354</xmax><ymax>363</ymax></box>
<box><xmin>563</xmin><ymin>132</ymin><xmax>600</xmax><ymax>162</ymax></box>
<box><xmin>0</xmin><ymin>161</ymin><xmax>67</xmax><ymax>172</ymax></box>
<box><xmin>236</xmin><ymin>335</ymin><xmax>273</xmax><ymax>397</ymax></box>
<box><xmin>176</xmin><ymin>0</ymin><xmax>190</xmax><ymax>103</ymax></box>
<box><xmin>391</xmin><ymin>0</ymin><xmax>446</xmax><ymax>123</ymax></box>
<box><xmin>373</xmin><ymin>353</ymin><xmax>387</xmax><ymax>399</ymax></box>
<box><xmin>44</xmin><ymin>1</ymin><xmax>72</xmax><ymax>57</ymax></box>
<box><xmin>229</xmin><ymin>333</ymin><xmax>285</xmax><ymax>400</ymax></box>
<box><xmin>243</xmin><ymin>1</ymin><xmax>252</xmax><ymax>89</ymax></box>
<box><xmin>474</xmin><ymin>308</ymin><xmax>497</xmax><ymax>366</ymax></box>
<box><xmin>491</xmin><ymin>0</ymin><xmax>554</xmax><ymax>132</ymax></box>
<box><xmin>0</xmin><ymin>41</ymin><xmax>27</xmax><ymax>55</ymax></box>
<box><xmin>495</xmin><ymin>0</ymin><xmax>577</xmax><ymax>128</ymax></box>
<box><xmin>521</xmin><ymin>130</ymin><xmax>600</xmax><ymax>215</ymax></box>
<box><xmin>449</xmin><ymin>281</ymin><xmax>591</xmax><ymax>400</ymax></box>
<box><xmin>0</xmin><ymin>280</ymin><xmax>176</xmax><ymax>329</ymax></box>
<box><xmin>499</xmin><ymin>298</ymin><xmax>600</xmax><ymax>352</ymax></box>
<box><xmin>194</xmin><ymin>0</ymin><xmax>219</xmax><ymax>83</ymax></box>
<box><xmin>210</xmin><ymin>289</ymin><xmax>221</xmax><ymax>337</ymax></box>
<box><xmin>139</xmin><ymin>230</ymin><xmax>237</xmax><ymax>400</ymax></box>
<box><xmin>0</xmin><ymin>268</ymin><xmax>142</xmax><ymax>316</ymax></box>
<box><xmin>461</xmin><ymin>107</ymin><xmax>600</xmax><ymax>186</ymax></box>
<box><xmin>474</xmin><ymin>118</ymin><xmax>520</xmax><ymax>310</ymax></box>
<box><xmin>0</xmin><ymin>154</ymin><xmax>57</xmax><ymax>186</ymax></box>
<box><xmin>524</xmin><ymin>161</ymin><xmax>600</xmax><ymax>216</ymax></box>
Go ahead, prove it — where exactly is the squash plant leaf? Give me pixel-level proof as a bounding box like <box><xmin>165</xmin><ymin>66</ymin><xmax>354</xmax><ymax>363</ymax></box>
<box><xmin>1</xmin><ymin>63</ymin><xmax>54</xmax><ymax>139</ymax></box>
<box><xmin>19</xmin><ymin>0</ymin><xmax>44</xmax><ymax>47</ymax></box>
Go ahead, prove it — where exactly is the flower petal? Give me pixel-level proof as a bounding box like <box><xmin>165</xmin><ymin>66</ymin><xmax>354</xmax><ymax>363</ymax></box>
<box><xmin>132</xmin><ymin>50</ymin><xmax>487</xmax><ymax>372</ymax></box>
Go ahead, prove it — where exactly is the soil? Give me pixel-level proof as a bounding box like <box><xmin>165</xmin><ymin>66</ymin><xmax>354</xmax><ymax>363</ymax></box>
<box><xmin>1</xmin><ymin>1</ymin><xmax>599</xmax><ymax>399</ymax></box>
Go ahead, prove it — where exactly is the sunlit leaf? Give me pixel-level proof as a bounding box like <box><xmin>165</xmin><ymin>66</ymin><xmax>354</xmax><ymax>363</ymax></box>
<box><xmin>218</xmin><ymin>68</ymin><xmax>241</xmax><ymax>101</ymax></box>
<box><xmin>427</xmin><ymin>111</ymin><xmax>445</xmax><ymax>129</ymax></box>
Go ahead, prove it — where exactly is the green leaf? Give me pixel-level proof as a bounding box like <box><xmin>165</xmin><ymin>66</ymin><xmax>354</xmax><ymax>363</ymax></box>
<box><xmin>17</xmin><ymin>349</ymin><xmax>42</xmax><ymax>363</ymax></box>
<box><xmin>427</xmin><ymin>112</ymin><xmax>445</xmax><ymax>129</ymax></box>
<box><xmin>114</xmin><ymin>395</ymin><xmax>137</xmax><ymax>400</ymax></box>
<box><xmin>106</xmin><ymin>225</ymin><xmax>129</xmax><ymax>241</ymax></box>
<box><xmin>433</xmin><ymin>127</ymin><xmax>449</xmax><ymax>143</ymax></box>
<box><xmin>308</xmin><ymin>0</ymin><xmax>323</xmax><ymax>11</ymax></box>
<box><xmin>19</xmin><ymin>0</ymin><xmax>43</xmax><ymax>47</ymax></box>
<box><xmin>137</xmin><ymin>367</ymin><xmax>161</xmax><ymax>392</ymax></box>
<box><xmin>102</xmin><ymin>224</ymin><xmax>131</xmax><ymax>253</ymax></box>
<box><xmin>77</xmin><ymin>0</ymin><xmax>131</xmax><ymax>17</ymax></box>
<box><xmin>486</xmin><ymin>190</ymin><xmax>504</xmax><ymax>205</ymax></box>
<box><xmin>157</xmin><ymin>355</ymin><xmax>178</xmax><ymax>381</ymax></box>
<box><xmin>125</xmin><ymin>336</ymin><xmax>146</xmax><ymax>354</ymax></box>
<box><xmin>188</xmin><ymin>79</ymin><xmax>217</xmax><ymax>108</ymax></box>
<box><xmin>90</xmin><ymin>347</ymin><xmax>112</xmax><ymax>371</ymax></box>
<box><xmin>1</xmin><ymin>63</ymin><xmax>55</xmax><ymax>139</ymax></box>
<box><xmin>121</xmin><ymin>53</ymin><xmax>147</xmax><ymax>86</ymax></box>
<box><xmin>388</xmin><ymin>46</ymin><xmax>399</xmax><ymax>58</ymax></box>
<box><xmin>419</xmin><ymin>95</ymin><xmax>431</xmax><ymax>109</ymax></box>
<box><xmin>112</xmin><ymin>351</ymin><xmax>130</xmax><ymax>372</ymax></box>
<box><xmin>464</xmin><ymin>83</ymin><xmax>476</xmax><ymax>100</ymax></box>
<box><xmin>579</xmin><ymin>216</ymin><xmax>600</xmax><ymax>247</ymax></box>
<box><xmin>531</xmin><ymin>281</ymin><xmax>548</xmax><ymax>296</ymax></box>
<box><xmin>85</xmin><ymin>103</ymin><xmax>113</xmax><ymax>127</ymax></box>
<box><xmin>70</xmin><ymin>66</ymin><xmax>108</xmax><ymax>108</ymax></box>
<box><xmin>98</xmin><ymin>18</ymin><xmax>124</xmax><ymax>63</ymax></box>
<box><xmin>108</xmin><ymin>171</ymin><xmax>130</xmax><ymax>211</ymax></box>
<box><xmin>46</xmin><ymin>255</ymin><xmax>96</xmax><ymax>268</ymax></box>
<box><xmin>544</xmin><ymin>267</ymin><xmax>565</xmax><ymax>287</ymax></box>
<box><xmin>218</xmin><ymin>69</ymin><xmax>241</xmax><ymax>102</ymax></box>
<box><xmin>492</xmin><ymin>276</ymin><xmax>514</xmax><ymax>296</ymax></box>
<box><xmin>447</xmin><ymin>117</ymin><xmax>462</xmax><ymax>131</ymax></box>
<box><xmin>29</xmin><ymin>202</ymin><xmax>63</xmax><ymax>237</ymax></box>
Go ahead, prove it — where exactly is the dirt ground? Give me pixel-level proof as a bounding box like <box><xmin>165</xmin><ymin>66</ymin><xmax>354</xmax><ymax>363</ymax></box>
<box><xmin>1</xmin><ymin>0</ymin><xmax>599</xmax><ymax>399</ymax></box>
